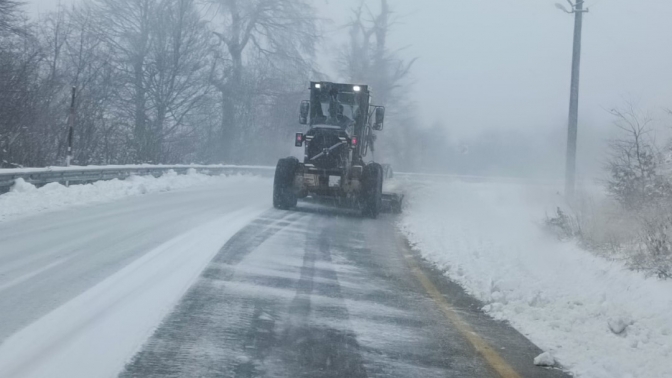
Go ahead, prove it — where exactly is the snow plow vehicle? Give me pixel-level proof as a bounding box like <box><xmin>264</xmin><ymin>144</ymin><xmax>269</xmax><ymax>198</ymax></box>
<box><xmin>273</xmin><ymin>81</ymin><xmax>403</xmax><ymax>218</ymax></box>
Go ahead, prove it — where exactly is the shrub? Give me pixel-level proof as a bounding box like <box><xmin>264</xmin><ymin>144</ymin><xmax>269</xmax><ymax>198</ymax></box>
<box><xmin>545</xmin><ymin>207</ymin><xmax>580</xmax><ymax>241</ymax></box>
<box><xmin>636</xmin><ymin>212</ymin><xmax>672</xmax><ymax>279</ymax></box>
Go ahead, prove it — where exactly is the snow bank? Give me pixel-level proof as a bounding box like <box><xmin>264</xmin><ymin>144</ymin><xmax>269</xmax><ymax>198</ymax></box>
<box><xmin>0</xmin><ymin>163</ymin><xmax>273</xmax><ymax>175</ymax></box>
<box><xmin>400</xmin><ymin>180</ymin><xmax>672</xmax><ymax>378</ymax></box>
<box><xmin>534</xmin><ymin>351</ymin><xmax>556</xmax><ymax>367</ymax></box>
<box><xmin>0</xmin><ymin>170</ymin><xmax>263</xmax><ymax>223</ymax></box>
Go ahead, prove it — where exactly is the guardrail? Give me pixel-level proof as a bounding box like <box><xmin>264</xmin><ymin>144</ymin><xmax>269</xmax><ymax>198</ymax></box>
<box><xmin>0</xmin><ymin>163</ymin><xmax>568</xmax><ymax>194</ymax></box>
<box><xmin>0</xmin><ymin>165</ymin><xmax>275</xmax><ymax>192</ymax></box>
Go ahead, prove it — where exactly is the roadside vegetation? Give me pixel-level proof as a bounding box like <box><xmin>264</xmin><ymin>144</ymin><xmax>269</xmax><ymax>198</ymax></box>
<box><xmin>547</xmin><ymin>103</ymin><xmax>672</xmax><ymax>279</ymax></box>
<box><xmin>0</xmin><ymin>0</ymin><xmax>431</xmax><ymax>169</ymax></box>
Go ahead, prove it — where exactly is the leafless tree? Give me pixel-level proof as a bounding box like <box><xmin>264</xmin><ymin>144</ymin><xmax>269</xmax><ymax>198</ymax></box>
<box><xmin>62</xmin><ymin>6</ymin><xmax>127</xmax><ymax>164</ymax></box>
<box><xmin>0</xmin><ymin>43</ymin><xmax>42</xmax><ymax>167</ymax></box>
<box><xmin>338</xmin><ymin>0</ymin><xmax>419</xmax><ymax>169</ymax></box>
<box><xmin>0</xmin><ymin>1</ymin><xmax>45</xmax><ymax>167</ymax></box>
<box><xmin>91</xmin><ymin>0</ymin><xmax>215</xmax><ymax>163</ymax></box>
<box><xmin>0</xmin><ymin>0</ymin><xmax>322</xmax><ymax>167</ymax></box>
<box><xmin>90</xmin><ymin>0</ymin><xmax>156</xmax><ymax>162</ymax></box>
<box><xmin>606</xmin><ymin>103</ymin><xmax>671</xmax><ymax>210</ymax></box>
<box><xmin>209</xmin><ymin>0</ymin><xmax>319</xmax><ymax>162</ymax></box>
<box><xmin>0</xmin><ymin>0</ymin><xmax>25</xmax><ymax>35</ymax></box>
<box><xmin>339</xmin><ymin>0</ymin><xmax>416</xmax><ymax>107</ymax></box>
<box><xmin>144</xmin><ymin>0</ymin><xmax>216</xmax><ymax>162</ymax></box>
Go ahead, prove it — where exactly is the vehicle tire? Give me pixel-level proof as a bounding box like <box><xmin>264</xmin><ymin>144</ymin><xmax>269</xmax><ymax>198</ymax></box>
<box><xmin>273</xmin><ymin>157</ymin><xmax>299</xmax><ymax>210</ymax></box>
<box><xmin>361</xmin><ymin>163</ymin><xmax>383</xmax><ymax>218</ymax></box>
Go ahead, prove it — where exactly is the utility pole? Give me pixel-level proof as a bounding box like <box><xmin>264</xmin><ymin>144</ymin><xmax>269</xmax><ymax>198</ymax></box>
<box><xmin>558</xmin><ymin>0</ymin><xmax>588</xmax><ymax>200</ymax></box>
<box><xmin>66</xmin><ymin>87</ymin><xmax>76</xmax><ymax>167</ymax></box>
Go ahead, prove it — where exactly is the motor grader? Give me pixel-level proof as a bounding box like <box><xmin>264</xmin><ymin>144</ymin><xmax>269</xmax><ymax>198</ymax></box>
<box><xmin>273</xmin><ymin>81</ymin><xmax>402</xmax><ymax>218</ymax></box>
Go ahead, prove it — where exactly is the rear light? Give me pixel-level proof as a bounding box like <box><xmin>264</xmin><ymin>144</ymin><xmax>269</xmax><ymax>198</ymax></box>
<box><xmin>295</xmin><ymin>133</ymin><xmax>304</xmax><ymax>147</ymax></box>
<box><xmin>351</xmin><ymin>137</ymin><xmax>358</xmax><ymax>147</ymax></box>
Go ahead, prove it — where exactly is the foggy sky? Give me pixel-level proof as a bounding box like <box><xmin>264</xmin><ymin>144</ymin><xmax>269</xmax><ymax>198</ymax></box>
<box><xmin>26</xmin><ymin>0</ymin><xmax>672</xmax><ymax>142</ymax></box>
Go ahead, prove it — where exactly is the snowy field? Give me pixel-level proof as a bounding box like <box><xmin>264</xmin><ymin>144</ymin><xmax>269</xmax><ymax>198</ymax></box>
<box><xmin>400</xmin><ymin>180</ymin><xmax>672</xmax><ymax>378</ymax></box>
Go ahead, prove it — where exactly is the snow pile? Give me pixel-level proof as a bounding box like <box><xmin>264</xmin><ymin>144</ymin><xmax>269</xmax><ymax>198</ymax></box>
<box><xmin>9</xmin><ymin>178</ymin><xmax>38</xmax><ymax>193</ymax></box>
<box><xmin>0</xmin><ymin>164</ymin><xmax>273</xmax><ymax>175</ymax></box>
<box><xmin>400</xmin><ymin>180</ymin><xmax>672</xmax><ymax>378</ymax></box>
<box><xmin>0</xmin><ymin>170</ymin><xmax>262</xmax><ymax>223</ymax></box>
<box><xmin>534</xmin><ymin>351</ymin><xmax>555</xmax><ymax>367</ymax></box>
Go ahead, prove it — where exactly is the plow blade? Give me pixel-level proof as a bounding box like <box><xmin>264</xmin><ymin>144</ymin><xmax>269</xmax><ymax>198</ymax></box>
<box><xmin>381</xmin><ymin>192</ymin><xmax>404</xmax><ymax>214</ymax></box>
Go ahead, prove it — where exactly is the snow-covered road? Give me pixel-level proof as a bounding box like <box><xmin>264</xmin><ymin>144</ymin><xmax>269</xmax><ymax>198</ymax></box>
<box><xmin>116</xmin><ymin>206</ymin><xmax>567</xmax><ymax>378</ymax></box>
<box><xmin>0</xmin><ymin>175</ymin><xmax>269</xmax><ymax>377</ymax></box>
<box><xmin>0</xmin><ymin>173</ymin><xmax>573</xmax><ymax>378</ymax></box>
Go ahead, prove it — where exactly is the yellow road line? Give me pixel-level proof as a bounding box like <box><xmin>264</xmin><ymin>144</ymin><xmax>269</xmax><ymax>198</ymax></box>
<box><xmin>400</xmin><ymin>241</ymin><xmax>522</xmax><ymax>378</ymax></box>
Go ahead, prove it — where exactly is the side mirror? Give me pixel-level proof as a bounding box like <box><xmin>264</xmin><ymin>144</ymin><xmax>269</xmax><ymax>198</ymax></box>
<box><xmin>373</xmin><ymin>106</ymin><xmax>385</xmax><ymax>130</ymax></box>
<box><xmin>299</xmin><ymin>100</ymin><xmax>310</xmax><ymax>125</ymax></box>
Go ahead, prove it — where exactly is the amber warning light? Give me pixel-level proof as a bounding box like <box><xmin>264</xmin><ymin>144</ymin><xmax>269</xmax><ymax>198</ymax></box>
<box><xmin>295</xmin><ymin>133</ymin><xmax>304</xmax><ymax>147</ymax></box>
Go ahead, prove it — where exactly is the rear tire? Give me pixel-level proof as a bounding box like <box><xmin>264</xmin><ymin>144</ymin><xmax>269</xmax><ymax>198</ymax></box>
<box><xmin>273</xmin><ymin>157</ymin><xmax>299</xmax><ymax>209</ymax></box>
<box><xmin>361</xmin><ymin>163</ymin><xmax>383</xmax><ymax>218</ymax></box>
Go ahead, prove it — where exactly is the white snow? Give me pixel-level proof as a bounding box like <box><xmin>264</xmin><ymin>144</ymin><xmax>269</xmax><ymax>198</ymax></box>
<box><xmin>0</xmin><ymin>163</ymin><xmax>273</xmax><ymax>175</ymax></box>
<box><xmin>400</xmin><ymin>180</ymin><xmax>672</xmax><ymax>378</ymax></box>
<box><xmin>0</xmin><ymin>169</ymin><xmax>262</xmax><ymax>223</ymax></box>
<box><xmin>608</xmin><ymin>316</ymin><xmax>632</xmax><ymax>336</ymax></box>
<box><xmin>534</xmin><ymin>351</ymin><xmax>556</xmax><ymax>367</ymax></box>
<box><xmin>0</xmin><ymin>168</ymin><xmax>272</xmax><ymax>377</ymax></box>
<box><xmin>0</xmin><ymin>206</ymin><xmax>267</xmax><ymax>378</ymax></box>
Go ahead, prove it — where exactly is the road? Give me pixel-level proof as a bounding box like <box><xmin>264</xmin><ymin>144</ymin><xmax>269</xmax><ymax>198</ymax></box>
<box><xmin>0</xmin><ymin>179</ymin><xmax>571</xmax><ymax>378</ymax></box>
<box><xmin>119</xmin><ymin>204</ymin><xmax>569</xmax><ymax>378</ymax></box>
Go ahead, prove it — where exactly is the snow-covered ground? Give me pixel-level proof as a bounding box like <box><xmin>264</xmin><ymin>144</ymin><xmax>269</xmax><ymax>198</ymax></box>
<box><xmin>0</xmin><ymin>173</ymin><xmax>271</xmax><ymax>378</ymax></box>
<box><xmin>0</xmin><ymin>208</ymin><xmax>264</xmax><ymax>378</ymax></box>
<box><xmin>400</xmin><ymin>180</ymin><xmax>672</xmax><ymax>378</ymax></box>
<box><xmin>0</xmin><ymin>163</ymin><xmax>273</xmax><ymax>175</ymax></box>
<box><xmin>0</xmin><ymin>169</ymin><xmax>260</xmax><ymax>223</ymax></box>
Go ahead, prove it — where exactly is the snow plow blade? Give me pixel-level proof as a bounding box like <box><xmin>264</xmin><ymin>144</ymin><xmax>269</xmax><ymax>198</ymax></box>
<box><xmin>381</xmin><ymin>192</ymin><xmax>404</xmax><ymax>214</ymax></box>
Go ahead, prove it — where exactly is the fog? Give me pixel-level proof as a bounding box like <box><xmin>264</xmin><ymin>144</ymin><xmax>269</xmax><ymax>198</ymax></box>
<box><xmin>316</xmin><ymin>0</ymin><xmax>672</xmax><ymax>179</ymax></box>
<box><xmin>320</xmin><ymin>1</ymin><xmax>672</xmax><ymax>126</ymax></box>
<box><xmin>15</xmin><ymin>0</ymin><xmax>672</xmax><ymax>178</ymax></box>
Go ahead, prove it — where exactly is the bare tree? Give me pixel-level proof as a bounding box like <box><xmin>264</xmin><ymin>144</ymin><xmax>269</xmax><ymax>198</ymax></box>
<box><xmin>0</xmin><ymin>0</ymin><xmax>25</xmax><ymax>35</ymax></box>
<box><xmin>33</xmin><ymin>8</ymin><xmax>75</xmax><ymax>164</ymax></box>
<box><xmin>0</xmin><ymin>42</ymin><xmax>42</xmax><ymax>167</ymax></box>
<box><xmin>338</xmin><ymin>0</ymin><xmax>418</xmax><ymax>169</ymax></box>
<box><xmin>0</xmin><ymin>0</ymin><xmax>321</xmax><ymax>167</ymax></box>
<box><xmin>144</xmin><ymin>0</ymin><xmax>216</xmax><ymax>162</ymax></box>
<box><xmin>0</xmin><ymin>1</ymin><xmax>45</xmax><ymax>167</ymax></box>
<box><xmin>63</xmin><ymin>6</ymin><xmax>128</xmax><ymax>164</ymax></box>
<box><xmin>339</xmin><ymin>0</ymin><xmax>416</xmax><ymax>107</ymax></box>
<box><xmin>90</xmin><ymin>0</ymin><xmax>156</xmax><ymax>162</ymax></box>
<box><xmin>212</xmin><ymin>0</ymin><xmax>317</xmax><ymax>85</ymax></box>
<box><xmin>90</xmin><ymin>0</ymin><xmax>215</xmax><ymax>163</ymax></box>
<box><xmin>209</xmin><ymin>0</ymin><xmax>319</xmax><ymax>162</ymax></box>
<box><xmin>606</xmin><ymin>103</ymin><xmax>671</xmax><ymax>210</ymax></box>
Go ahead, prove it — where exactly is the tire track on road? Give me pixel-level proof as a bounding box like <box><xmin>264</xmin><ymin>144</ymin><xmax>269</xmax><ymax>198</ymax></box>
<box><xmin>119</xmin><ymin>205</ymin><xmax>573</xmax><ymax>378</ymax></box>
<box><xmin>276</xmin><ymin>218</ymin><xmax>368</xmax><ymax>378</ymax></box>
<box><xmin>119</xmin><ymin>210</ymin><xmax>306</xmax><ymax>378</ymax></box>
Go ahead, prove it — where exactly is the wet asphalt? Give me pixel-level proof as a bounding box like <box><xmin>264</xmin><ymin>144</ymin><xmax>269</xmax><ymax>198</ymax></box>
<box><xmin>119</xmin><ymin>205</ymin><xmax>572</xmax><ymax>378</ymax></box>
